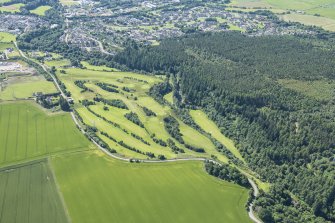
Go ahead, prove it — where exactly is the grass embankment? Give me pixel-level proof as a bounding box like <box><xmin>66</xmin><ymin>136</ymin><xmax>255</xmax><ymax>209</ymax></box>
<box><xmin>53</xmin><ymin>151</ymin><xmax>251</xmax><ymax>223</ymax></box>
<box><xmin>0</xmin><ymin>101</ymin><xmax>90</xmax><ymax>167</ymax></box>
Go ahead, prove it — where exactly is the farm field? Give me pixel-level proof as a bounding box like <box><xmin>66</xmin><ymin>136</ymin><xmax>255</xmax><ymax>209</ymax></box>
<box><xmin>57</xmin><ymin>66</ymin><xmax>230</xmax><ymax>162</ymax></box>
<box><xmin>52</xmin><ymin>150</ymin><xmax>251</xmax><ymax>223</ymax></box>
<box><xmin>0</xmin><ymin>3</ymin><xmax>24</xmax><ymax>13</ymax></box>
<box><xmin>0</xmin><ymin>101</ymin><xmax>90</xmax><ymax>167</ymax></box>
<box><xmin>280</xmin><ymin>14</ymin><xmax>335</xmax><ymax>32</ymax></box>
<box><xmin>0</xmin><ymin>159</ymin><xmax>69</xmax><ymax>223</ymax></box>
<box><xmin>0</xmin><ymin>32</ymin><xmax>15</xmax><ymax>43</ymax></box>
<box><xmin>229</xmin><ymin>0</ymin><xmax>335</xmax><ymax>31</ymax></box>
<box><xmin>29</xmin><ymin>5</ymin><xmax>51</xmax><ymax>16</ymax></box>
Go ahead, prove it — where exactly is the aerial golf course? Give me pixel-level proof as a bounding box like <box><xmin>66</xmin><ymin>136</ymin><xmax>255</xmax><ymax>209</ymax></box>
<box><xmin>0</xmin><ymin>56</ymin><xmax>256</xmax><ymax>222</ymax></box>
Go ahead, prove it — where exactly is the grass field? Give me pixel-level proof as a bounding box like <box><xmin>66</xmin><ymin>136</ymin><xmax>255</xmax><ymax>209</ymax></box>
<box><xmin>190</xmin><ymin>110</ymin><xmax>245</xmax><ymax>162</ymax></box>
<box><xmin>0</xmin><ymin>3</ymin><xmax>24</xmax><ymax>13</ymax></box>
<box><xmin>59</xmin><ymin>0</ymin><xmax>80</xmax><ymax>6</ymax></box>
<box><xmin>278</xmin><ymin>79</ymin><xmax>335</xmax><ymax>101</ymax></box>
<box><xmin>280</xmin><ymin>14</ymin><xmax>335</xmax><ymax>31</ymax></box>
<box><xmin>0</xmin><ymin>101</ymin><xmax>90</xmax><ymax>167</ymax></box>
<box><xmin>29</xmin><ymin>5</ymin><xmax>51</xmax><ymax>16</ymax></box>
<box><xmin>0</xmin><ymin>76</ymin><xmax>57</xmax><ymax>101</ymax></box>
<box><xmin>81</xmin><ymin>61</ymin><xmax>118</xmax><ymax>72</ymax></box>
<box><xmin>53</xmin><ymin>151</ymin><xmax>251</xmax><ymax>223</ymax></box>
<box><xmin>229</xmin><ymin>0</ymin><xmax>335</xmax><ymax>30</ymax></box>
<box><xmin>0</xmin><ymin>32</ymin><xmax>15</xmax><ymax>43</ymax></box>
<box><xmin>0</xmin><ymin>159</ymin><xmax>69</xmax><ymax>223</ymax></box>
<box><xmin>45</xmin><ymin>59</ymin><xmax>71</xmax><ymax>68</ymax></box>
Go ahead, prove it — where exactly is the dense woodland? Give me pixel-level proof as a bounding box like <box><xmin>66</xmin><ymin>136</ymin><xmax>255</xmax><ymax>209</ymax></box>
<box><xmin>114</xmin><ymin>32</ymin><xmax>335</xmax><ymax>222</ymax></box>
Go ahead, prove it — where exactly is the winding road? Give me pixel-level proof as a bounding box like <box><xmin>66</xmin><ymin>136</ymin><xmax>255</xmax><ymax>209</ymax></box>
<box><xmin>15</xmin><ymin>42</ymin><xmax>262</xmax><ymax>223</ymax></box>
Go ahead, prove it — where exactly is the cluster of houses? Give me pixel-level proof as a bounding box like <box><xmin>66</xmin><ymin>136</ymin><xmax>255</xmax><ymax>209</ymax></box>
<box><xmin>62</xmin><ymin>1</ymin><xmax>314</xmax><ymax>54</ymax></box>
<box><xmin>0</xmin><ymin>14</ymin><xmax>48</xmax><ymax>35</ymax></box>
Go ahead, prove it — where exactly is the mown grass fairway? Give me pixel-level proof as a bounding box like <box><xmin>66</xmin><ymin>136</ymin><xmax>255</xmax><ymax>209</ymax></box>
<box><xmin>57</xmin><ymin>67</ymin><xmax>229</xmax><ymax>161</ymax></box>
<box><xmin>0</xmin><ymin>101</ymin><xmax>90</xmax><ymax>167</ymax></box>
<box><xmin>190</xmin><ymin>110</ymin><xmax>245</xmax><ymax>162</ymax></box>
<box><xmin>53</xmin><ymin>151</ymin><xmax>251</xmax><ymax>223</ymax></box>
<box><xmin>29</xmin><ymin>5</ymin><xmax>51</xmax><ymax>16</ymax></box>
<box><xmin>0</xmin><ymin>159</ymin><xmax>69</xmax><ymax>223</ymax></box>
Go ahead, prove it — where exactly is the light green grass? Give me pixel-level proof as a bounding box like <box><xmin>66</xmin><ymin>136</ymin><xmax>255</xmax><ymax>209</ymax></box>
<box><xmin>190</xmin><ymin>110</ymin><xmax>245</xmax><ymax>163</ymax></box>
<box><xmin>59</xmin><ymin>0</ymin><xmax>80</xmax><ymax>6</ymax></box>
<box><xmin>280</xmin><ymin>13</ymin><xmax>335</xmax><ymax>31</ymax></box>
<box><xmin>45</xmin><ymin>59</ymin><xmax>71</xmax><ymax>68</ymax></box>
<box><xmin>278</xmin><ymin>79</ymin><xmax>335</xmax><ymax>101</ymax></box>
<box><xmin>0</xmin><ymin>101</ymin><xmax>90</xmax><ymax>167</ymax></box>
<box><xmin>59</xmin><ymin>67</ymin><xmax>230</xmax><ymax>161</ymax></box>
<box><xmin>163</xmin><ymin>92</ymin><xmax>173</xmax><ymax>104</ymax></box>
<box><xmin>77</xmin><ymin>106</ymin><xmax>175</xmax><ymax>158</ymax></box>
<box><xmin>53</xmin><ymin>151</ymin><xmax>251</xmax><ymax>223</ymax></box>
<box><xmin>81</xmin><ymin>61</ymin><xmax>118</xmax><ymax>72</ymax></box>
<box><xmin>0</xmin><ymin>32</ymin><xmax>15</xmax><ymax>43</ymax></box>
<box><xmin>0</xmin><ymin>3</ymin><xmax>24</xmax><ymax>13</ymax></box>
<box><xmin>29</xmin><ymin>5</ymin><xmax>51</xmax><ymax>16</ymax></box>
<box><xmin>0</xmin><ymin>78</ymin><xmax>57</xmax><ymax>100</ymax></box>
<box><xmin>0</xmin><ymin>159</ymin><xmax>69</xmax><ymax>223</ymax></box>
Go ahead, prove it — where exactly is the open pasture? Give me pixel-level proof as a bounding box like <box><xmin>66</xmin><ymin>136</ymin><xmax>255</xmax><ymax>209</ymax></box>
<box><xmin>53</xmin><ymin>151</ymin><xmax>251</xmax><ymax>223</ymax></box>
<box><xmin>29</xmin><ymin>5</ymin><xmax>51</xmax><ymax>16</ymax></box>
<box><xmin>0</xmin><ymin>159</ymin><xmax>69</xmax><ymax>223</ymax></box>
<box><xmin>278</xmin><ymin>79</ymin><xmax>335</xmax><ymax>101</ymax></box>
<box><xmin>0</xmin><ymin>101</ymin><xmax>90</xmax><ymax>167</ymax></box>
<box><xmin>230</xmin><ymin>0</ymin><xmax>335</xmax><ymax>30</ymax></box>
<box><xmin>0</xmin><ymin>3</ymin><xmax>24</xmax><ymax>13</ymax></box>
<box><xmin>0</xmin><ymin>32</ymin><xmax>15</xmax><ymax>43</ymax></box>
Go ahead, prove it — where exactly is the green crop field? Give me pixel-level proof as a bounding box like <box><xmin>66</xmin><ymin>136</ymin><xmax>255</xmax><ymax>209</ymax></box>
<box><xmin>229</xmin><ymin>0</ymin><xmax>335</xmax><ymax>31</ymax></box>
<box><xmin>29</xmin><ymin>5</ymin><xmax>52</xmax><ymax>16</ymax></box>
<box><xmin>53</xmin><ymin>151</ymin><xmax>251</xmax><ymax>223</ymax></box>
<box><xmin>0</xmin><ymin>32</ymin><xmax>15</xmax><ymax>43</ymax></box>
<box><xmin>0</xmin><ymin>101</ymin><xmax>90</xmax><ymax>167</ymax></box>
<box><xmin>0</xmin><ymin>159</ymin><xmax>69</xmax><ymax>223</ymax></box>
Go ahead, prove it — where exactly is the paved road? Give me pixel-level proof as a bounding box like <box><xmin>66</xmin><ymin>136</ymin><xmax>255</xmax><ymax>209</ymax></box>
<box><xmin>16</xmin><ymin>42</ymin><xmax>262</xmax><ymax>223</ymax></box>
